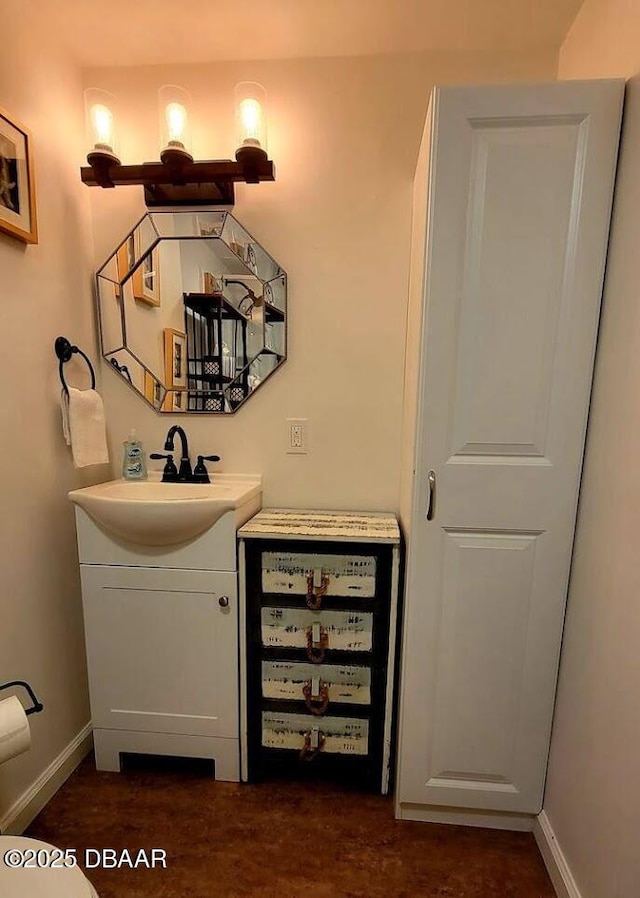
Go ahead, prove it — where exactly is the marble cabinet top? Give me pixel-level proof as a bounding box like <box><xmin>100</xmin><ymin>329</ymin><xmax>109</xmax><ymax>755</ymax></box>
<box><xmin>238</xmin><ymin>508</ymin><xmax>400</xmax><ymax>544</ymax></box>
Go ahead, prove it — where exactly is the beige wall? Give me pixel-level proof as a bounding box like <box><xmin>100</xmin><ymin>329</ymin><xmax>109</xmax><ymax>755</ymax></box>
<box><xmin>86</xmin><ymin>50</ymin><xmax>557</xmax><ymax>510</ymax></box>
<box><xmin>560</xmin><ymin>0</ymin><xmax>640</xmax><ymax>78</ymax></box>
<box><xmin>0</xmin><ymin>1</ymin><xmax>99</xmax><ymax>827</ymax></box>
<box><xmin>544</xmin><ymin>4</ymin><xmax>640</xmax><ymax>897</ymax></box>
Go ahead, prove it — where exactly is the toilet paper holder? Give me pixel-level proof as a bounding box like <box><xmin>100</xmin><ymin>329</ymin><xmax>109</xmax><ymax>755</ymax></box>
<box><xmin>0</xmin><ymin>681</ymin><xmax>44</xmax><ymax>716</ymax></box>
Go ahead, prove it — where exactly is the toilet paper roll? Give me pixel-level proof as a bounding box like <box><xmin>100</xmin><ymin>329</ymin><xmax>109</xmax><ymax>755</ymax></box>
<box><xmin>0</xmin><ymin>696</ymin><xmax>31</xmax><ymax>764</ymax></box>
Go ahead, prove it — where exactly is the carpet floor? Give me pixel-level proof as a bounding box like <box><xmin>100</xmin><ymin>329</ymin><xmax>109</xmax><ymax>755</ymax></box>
<box><xmin>26</xmin><ymin>755</ymin><xmax>555</xmax><ymax>898</ymax></box>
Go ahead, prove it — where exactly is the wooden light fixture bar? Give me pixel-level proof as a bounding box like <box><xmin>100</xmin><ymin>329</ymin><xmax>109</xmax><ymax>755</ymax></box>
<box><xmin>80</xmin><ymin>155</ymin><xmax>275</xmax><ymax>206</ymax></box>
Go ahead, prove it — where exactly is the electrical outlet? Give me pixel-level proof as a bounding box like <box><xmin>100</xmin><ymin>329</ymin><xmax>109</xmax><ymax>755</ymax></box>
<box><xmin>290</xmin><ymin>424</ymin><xmax>303</xmax><ymax>448</ymax></box>
<box><xmin>286</xmin><ymin>418</ymin><xmax>308</xmax><ymax>454</ymax></box>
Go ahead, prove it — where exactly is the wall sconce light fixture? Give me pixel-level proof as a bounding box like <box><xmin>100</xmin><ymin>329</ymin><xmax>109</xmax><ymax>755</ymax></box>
<box><xmin>80</xmin><ymin>83</ymin><xmax>274</xmax><ymax>206</ymax></box>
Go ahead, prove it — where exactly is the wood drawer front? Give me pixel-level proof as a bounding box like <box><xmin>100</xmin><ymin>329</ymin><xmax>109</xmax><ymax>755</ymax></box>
<box><xmin>261</xmin><ymin>607</ymin><xmax>373</xmax><ymax>652</ymax></box>
<box><xmin>261</xmin><ymin>551</ymin><xmax>377</xmax><ymax>598</ymax></box>
<box><xmin>262</xmin><ymin>661</ymin><xmax>371</xmax><ymax>706</ymax></box>
<box><xmin>262</xmin><ymin>712</ymin><xmax>369</xmax><ymax>756</ymax></box>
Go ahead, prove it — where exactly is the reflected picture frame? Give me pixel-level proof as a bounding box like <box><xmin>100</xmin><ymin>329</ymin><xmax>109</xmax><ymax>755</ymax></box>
<box><xmin>170</xmin><ymin>389</ymin><xmax>185</xmax><ymax>412</ymax></box>
<box><xmin>161</xmin><ymin>389</ymin><xmax>185</xmax><ymax>413</ymax></box>
<box><xmin>116</xmin><ymin>233</ymin><xmax>136</xmax><ymax>282</ymax></box>
<box><xmin>144</xmin><ymin>370</ymin><xmax>163</xmax><ymax>408</ymax></box>
<box><xmin>197</xmin><ymin>214</ymin><xmax>223</xmax><ymax>238</ymax></box>
<box><xmin>133</xmin><ymin>236</ymin><xmax>160</xmax><ymax>307</ymax></box>
<box><xmin>163</xmin><ymin>328</ymin><xmax>187</xmax><ymax>390</ymax></box>
<box><xmin>0</xmin><ymin>106</ymin><xmax>37</xmax><ymax>244</ymax></box>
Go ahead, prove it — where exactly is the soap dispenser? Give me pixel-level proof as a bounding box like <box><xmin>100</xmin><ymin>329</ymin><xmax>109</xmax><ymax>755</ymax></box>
<box><xmin>122</xmin><ymin>429</ymin><xmax>147</xmax><ymax>480</ymax></box>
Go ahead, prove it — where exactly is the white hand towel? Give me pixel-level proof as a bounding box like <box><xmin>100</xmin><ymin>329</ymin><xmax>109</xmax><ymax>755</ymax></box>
<box><xmin>61</xmin><ymin>387</ymin><xmax>109</xmax><ymax>468</ymax></box>
<box><xmin>61</xmin><ymin>388</ymin><xmax>71</xmax><ymax>446</ymax></box>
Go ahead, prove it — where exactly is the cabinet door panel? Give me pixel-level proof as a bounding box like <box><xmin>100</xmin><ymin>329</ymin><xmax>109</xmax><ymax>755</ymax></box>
<box><xmin>398</xmin><ymin>81</ymin><xmax>623</xmax><ymax>815</ymax></box>
<box><xmin>81</xmin><ymin>565</ymin><xmax>238</xmax><ymax>738</ymax></box>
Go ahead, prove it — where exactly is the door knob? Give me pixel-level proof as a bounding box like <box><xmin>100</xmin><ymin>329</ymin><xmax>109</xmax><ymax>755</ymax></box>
<box><xmin>218</xmin><ymin>596</ymin><xmax>230</xmax><ymax>608</ymax></box>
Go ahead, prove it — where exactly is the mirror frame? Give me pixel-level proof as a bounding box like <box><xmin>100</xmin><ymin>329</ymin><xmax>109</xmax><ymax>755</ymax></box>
<box><xmin>95</xmin><ymin>210</ymin><xmax>287</xmax><ymax>414</ymax></box>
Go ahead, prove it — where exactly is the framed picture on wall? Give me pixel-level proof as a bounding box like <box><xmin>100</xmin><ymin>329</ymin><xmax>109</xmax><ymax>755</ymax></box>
<box><xmin>164</xmin><ymin>328</ymin><xmax>187</xmax><ymax>390</ymax></box>
<box><xmin>0</xmin><ymin>107</ymin><xmax>37</xmax><ymax>244</ymax></box>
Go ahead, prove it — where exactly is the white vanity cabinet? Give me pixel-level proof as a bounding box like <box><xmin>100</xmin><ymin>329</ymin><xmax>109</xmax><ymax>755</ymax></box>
<box><xmin>73</xmin><ymin>488</ymin><xmax>261</xmax><ymax>782</ymax></box>
<box><xmin>81</xmin><ymin>565</ymin><xmax>237</xmax><ymax>732</ymax></box>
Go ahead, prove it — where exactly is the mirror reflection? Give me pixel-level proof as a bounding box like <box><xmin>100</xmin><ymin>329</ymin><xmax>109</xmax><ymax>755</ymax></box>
<box><xmin>96</xmin><ymin>210</ymin><xmax>287</xmax><ymax>413</ymax></box>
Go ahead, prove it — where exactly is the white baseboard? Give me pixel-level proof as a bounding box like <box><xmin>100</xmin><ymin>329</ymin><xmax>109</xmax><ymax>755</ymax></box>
<box><xmin>534</xmin><ymin>810</ymin><xmax>583</xmax><ymax>898</ymax></box>
<box><xmin>0</xmin><ymin>722</ymin><xmax>93</xmax><ymax>835</ymax></box>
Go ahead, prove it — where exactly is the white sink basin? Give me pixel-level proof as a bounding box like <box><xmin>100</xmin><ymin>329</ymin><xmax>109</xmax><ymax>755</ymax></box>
<box><xmin>68</xmin><ymin>475</ymin><xmax>261</xmax><ymax>547</ymax></box>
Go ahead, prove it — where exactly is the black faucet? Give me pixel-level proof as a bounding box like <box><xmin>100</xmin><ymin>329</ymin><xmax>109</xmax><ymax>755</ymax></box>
<box><xmin>152</xmin><ymin>426</ymin><xmax>221</xmax><ymax>483</ymax></box>
<box><xmin>164</xmin><ymin>425</ymin><xmax>192</xmax><ymax>481</ymax></box>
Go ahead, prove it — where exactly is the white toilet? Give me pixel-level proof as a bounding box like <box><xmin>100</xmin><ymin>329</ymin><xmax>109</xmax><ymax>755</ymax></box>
<box><xmin>0</xmin><ymin>836</ymin><xmax>99</xmax><ymax>897</ymax></box>
<box><xmin>0</xmin><ymin>686</ymin><xmax>98</xmax><ymax>896</ymax></box>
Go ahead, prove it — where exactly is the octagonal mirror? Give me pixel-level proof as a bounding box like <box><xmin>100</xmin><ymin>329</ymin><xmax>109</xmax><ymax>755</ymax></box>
<box><xmin>96</xmin><ymin>210</ymin><xmax>287</xmax><ymax>413</ymax></box>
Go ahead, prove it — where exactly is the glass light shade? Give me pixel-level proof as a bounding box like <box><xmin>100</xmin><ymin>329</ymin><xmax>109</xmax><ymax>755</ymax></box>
<box><xmin>158</xmin><ymin>85</ymin><xmax>192</xmax><ymax>157</ymax></box>
<box><xmin>235</xmin><ymin>82</ymin><xmax>267</xmax><ymax>153</ymax></box>
<box><xmin>84</xmin><ymin>88</ymin><xmax>119</xmax><ymax>159</ymax></box>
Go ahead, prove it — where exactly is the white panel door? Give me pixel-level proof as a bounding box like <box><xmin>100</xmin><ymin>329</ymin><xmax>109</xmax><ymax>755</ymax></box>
<box><xmin>397</xmin><ymin>81</ymin><xmax>623</xmax><ymax>815</ymax></box>
<box><xmin>81</xmin><ymin>565</ymin><xmax>238</xmax><ymax>739</ymax></box>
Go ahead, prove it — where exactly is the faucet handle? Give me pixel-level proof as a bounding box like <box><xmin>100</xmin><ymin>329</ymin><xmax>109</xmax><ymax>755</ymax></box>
<box><xmin>193</xmin><ymin>454</ymin><xmax>221</xmax><ymax>484</ymax></box>
<box><xmin>150</xmin><ymin>453</ymin><xmax>179</xmax><ymax>482</ymax></box>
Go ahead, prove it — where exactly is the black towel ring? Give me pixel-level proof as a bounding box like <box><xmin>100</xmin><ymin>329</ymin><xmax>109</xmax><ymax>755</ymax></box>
<box><xmin>55</xmin><ymin>336</ymin><xmax>96</xmax><ymax>396</ymax></box>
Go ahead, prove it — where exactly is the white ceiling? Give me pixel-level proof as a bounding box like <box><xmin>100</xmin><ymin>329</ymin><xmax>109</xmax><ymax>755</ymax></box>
<box><xmin>40</xmin><ymin>0</ymin><xmax>584</xmax><ymax>68</ymax></box>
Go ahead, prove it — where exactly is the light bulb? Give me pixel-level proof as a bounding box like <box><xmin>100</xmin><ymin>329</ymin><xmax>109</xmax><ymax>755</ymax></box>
<box><xmin>239</xmin><ymin>98</ymin><xmax>262</xmax><ymax>147</ymax></box>
<box><xmin>84</xmin><ymin>88</ymin><xmax>120</xmax><ymax>163</ymax></box>
<box><xmin>158</xmin><ymin>86</ymin><xmax>192</xmax><ymax>158</ymax></box>
<box><xmin>165</xmin><ymin>102</ymin><xmax>187</xmax><ymax>147</ymax></box>
<box><xmin>90</xmin><ymin>103</ymin><xmax>114</xmax><ymax>151</ymax></box>
<box><xmin>235</xmin><ymin>83</ymin><xmax>267</xmax><ymax>159</ymax></box>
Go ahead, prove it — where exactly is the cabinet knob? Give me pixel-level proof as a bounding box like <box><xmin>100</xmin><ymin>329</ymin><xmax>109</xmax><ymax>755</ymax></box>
<box><xmin>218</xmin><ymin>595</ymin><xmax>230</xmax><ymax>608</ymax></box>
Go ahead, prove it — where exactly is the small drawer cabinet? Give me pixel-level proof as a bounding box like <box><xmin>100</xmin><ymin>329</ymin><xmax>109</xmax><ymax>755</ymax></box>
<box><xmin>238</xmin><ymin>509</ymin><xmax>401</xmax><ymax>793</ymax></box>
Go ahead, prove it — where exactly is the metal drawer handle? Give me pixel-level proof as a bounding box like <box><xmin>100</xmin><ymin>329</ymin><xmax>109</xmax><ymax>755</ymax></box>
<box><xmin>305</xmin><ymin>570</ymin><xmax>329</xmax><ymax>610</ymax></box>
<box><xmin>303</xmin><ymin>679</ymin><xmax>330</xmax><ymax>715</ymax></box>
<box><xmin>305</xmin><ymin>625</ymin><xmax>328</xmax><ymax>663</ymax></box>
<box><xmin>300</xmin><ymin>729</ymin><xmax>326</xmax><ymax>761</ymax></box>
<box><xmin>218</xmin><ymin>595</ymin><xmax>230</xmax><ymax>608</ymax></box>
<box><xmin>426</xmin><ymin>470</ymin><xmax>436</xmax><ymax>521</ymax></box>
